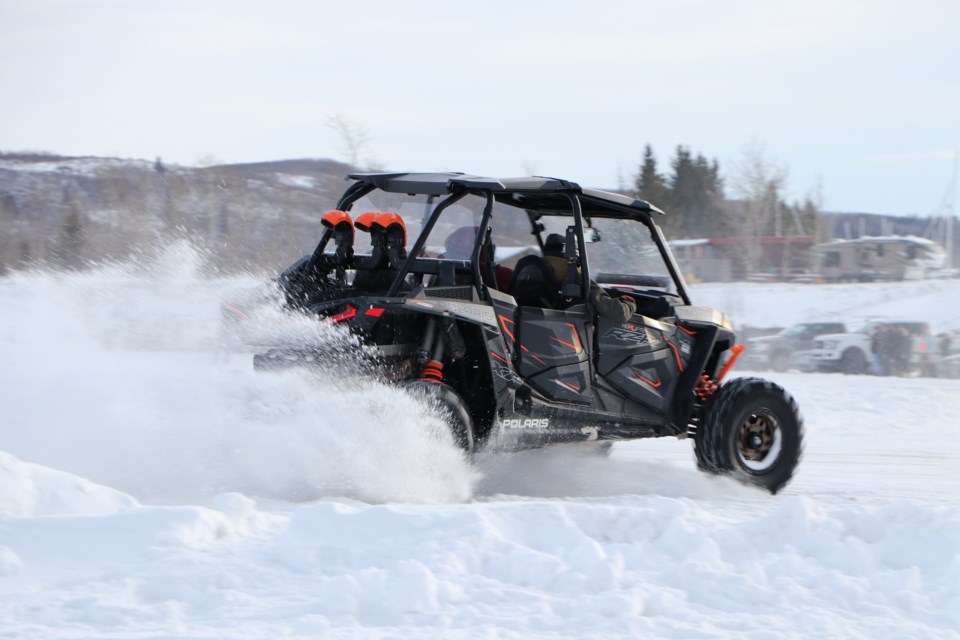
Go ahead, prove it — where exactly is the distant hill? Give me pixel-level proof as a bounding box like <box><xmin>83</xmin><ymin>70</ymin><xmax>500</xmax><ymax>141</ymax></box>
<box><xmin>0</xmin><ymin>153</ymin><xmax>354</xmax><ymax>275</ymax></box>
<box><xmin>3</xmin><ymin>153</ymin><xmax>955</xmax><ymax>278</ymax></box>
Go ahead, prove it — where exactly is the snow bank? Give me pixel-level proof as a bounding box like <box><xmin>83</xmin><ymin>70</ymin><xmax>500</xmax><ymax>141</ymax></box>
<box><xmin>0</xmin><ymin>450</ymin><xmax>137</xmax><ymax>517</ymax></box>
<box><xmin>1</xmin><ymin>493</ymin><xmax>956</xmax><ymax>638</ymax></box>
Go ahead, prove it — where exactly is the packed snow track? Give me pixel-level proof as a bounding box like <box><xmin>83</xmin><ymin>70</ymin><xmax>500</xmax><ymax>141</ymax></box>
<box><xmin>1</xmin><ymin>248</ymin><xmax>957</xmax><ymax>639</ymax></box>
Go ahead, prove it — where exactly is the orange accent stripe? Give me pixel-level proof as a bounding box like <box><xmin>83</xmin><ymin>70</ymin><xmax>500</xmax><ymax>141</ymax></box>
<box><xmin>566</xmin><ymin>323</ymin><xmax>583</xmax><ymax>351</ymax></box>
<box><xmin>531</xmin><ymin>354</ymin><xmax>546</xmax><ymax>365</ymax></box>
<box><xmin>667</xmin><ymin>340</ymin><xmax>685</xmax><ymax>372</ymax></box>
<box><xmin>491</xmin><ymin>352</ymin><xmax>509</xmax><ymax>363</ymax></box>
<box><xmin>550</xmin><ymin>324</ymin><xmax>583</xmax><ymax>351</ymax></box>
<box><xmin>678</xmin><ymin>325</ymin><xmax>697</xmax><ymax>335</ymax></box>
<box><xmin>632</xmin><ymin>370</ymin><xmax>662</xmax><ymax>388</ymax></box>
<box><xmin>498</xmin><ymin>314</ymin><xmax>517</xmax><ymax>342</ymax></box>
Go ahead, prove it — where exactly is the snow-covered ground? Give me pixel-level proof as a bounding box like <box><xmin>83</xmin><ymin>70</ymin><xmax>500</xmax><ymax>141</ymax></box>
<box><xmin>1</xmin><ymin>246</ymin><xmax>958</xmax><ymax>639</ymax></box>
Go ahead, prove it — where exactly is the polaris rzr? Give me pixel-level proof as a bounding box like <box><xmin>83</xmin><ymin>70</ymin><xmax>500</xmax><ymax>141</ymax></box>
<box><xmin>256</xmin><ymin>172</ymin><xmax>803</xmax><ymax>494</ymax></box>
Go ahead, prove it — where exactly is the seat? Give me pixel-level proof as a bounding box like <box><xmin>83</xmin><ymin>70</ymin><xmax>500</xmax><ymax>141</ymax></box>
<box><xmin>509</xmin><ymin>255</ymin><xmax>562</xmax><ymax>308</ymax></box>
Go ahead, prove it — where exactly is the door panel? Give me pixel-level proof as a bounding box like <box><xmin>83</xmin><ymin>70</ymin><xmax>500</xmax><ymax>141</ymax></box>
<box><xmin>515</xmin><ymin>306</ymin><xmax>592</xmax><ymax>403</ymax></box>
<box><xmin>596</xmin><ymin>316</ymin><xmax>692</xmax><ymax>413</ymax></box>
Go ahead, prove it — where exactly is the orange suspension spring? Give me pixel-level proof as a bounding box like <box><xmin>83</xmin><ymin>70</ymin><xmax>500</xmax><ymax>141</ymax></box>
<box><xmin>695</xmin><ymin>374</ymin><xmax>718</xmax><ymax>402</ymax></box>
<box><xmin>695</xmin><ymin>344</ymin><xmax>747</xmax><ymax>402</ymax></box>
<box><xmin>420</xmin><ymin>360</ymin><xmax>444</xmax><ymax>382</ymax></box>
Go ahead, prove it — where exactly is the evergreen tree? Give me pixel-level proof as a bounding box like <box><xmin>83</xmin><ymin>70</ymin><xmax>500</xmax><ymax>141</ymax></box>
<box><xmin>634</xmin><ymin>145</ymin><xmax>677</xmax><ymax>235</ymax></box>
<box><xmin>667</xmin><ymin>146</ymin><xmax>728</xmax><ymax>238</ymax></box>
<box><xmin>635</xmin><ymin>144</ymin><xmax>671</xmax><ymax>209</ymax></box>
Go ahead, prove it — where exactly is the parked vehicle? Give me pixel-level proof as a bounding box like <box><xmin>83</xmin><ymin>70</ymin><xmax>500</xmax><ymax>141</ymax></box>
<box><xmin>810</xmin><ymin>236</ymin><xmax>947</xmax><ymax>282</ymax></box>
<box><xmin>798</xmin><ymin>320</ymin><xmax>934</xmax><ymax>375</ymax></box>
<box><xmin>249</xmin><ymin>172</ymin><xmax>805</xmax><ymax>493</ymax></box>
<box><xmin>742</xmin><ymin>322</ymin><xmax>846</xmax><ymax>372</ymax></box>
<box><xmin>938</xmin><ymin>354</ymin><xmax>960</xmax><ymax>378</ymax></box>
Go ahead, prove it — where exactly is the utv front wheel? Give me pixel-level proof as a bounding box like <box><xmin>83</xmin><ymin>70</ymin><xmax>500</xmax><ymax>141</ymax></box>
<box><xmin>404</xmin><ymin>380</ymin><xmax>475</xmax><ymax>451</ymax></box>
<box><xmin>694</xmin><ymin>377</ymin><xmax>803</xmax><ymax>494</ymax></box>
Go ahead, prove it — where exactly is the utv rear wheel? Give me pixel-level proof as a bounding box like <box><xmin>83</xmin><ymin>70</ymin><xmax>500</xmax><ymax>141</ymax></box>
<box><xmin>404</xmin><ymin>380</ymin><xmax>475</xmax><ymax>451</ymax></box>
<box><xmin>694</xmin><ymin>377</ymin><xmax>803</xmax><ymax>494</ymax></box>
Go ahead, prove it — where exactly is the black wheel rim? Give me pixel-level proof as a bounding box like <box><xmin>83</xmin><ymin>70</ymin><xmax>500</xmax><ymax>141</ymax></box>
<box><xmin>736</xmin><ymin>407</ymin><xmax>783</xmax><ymax>472</ymax></box>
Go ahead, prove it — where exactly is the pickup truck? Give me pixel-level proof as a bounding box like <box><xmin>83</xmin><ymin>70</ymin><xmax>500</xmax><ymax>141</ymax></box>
<box><xmin>795</xmin><ymin>321</ymin><xmax>934</xmax><ymax>375</ymax></box>
<box><xmin>742</xmin><ymin>322</ymin><xmax>846</xmax><ymax>371</ymax></box>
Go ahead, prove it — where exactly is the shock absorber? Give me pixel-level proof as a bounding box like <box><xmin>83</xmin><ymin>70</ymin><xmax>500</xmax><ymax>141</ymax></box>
<box><xmin>417</xmin><ymin>318</ymin><xmax>437</xmax><ymax>365</ymax></box>
<box><xmin>688</xmin><ymin>344</ymin><xmax>746</xmax><ymax>438</ymax></box>
<box><xmin>419</xmin><ymin>317</ymin><xmax>445</xmax><ymax>382</ymax></box>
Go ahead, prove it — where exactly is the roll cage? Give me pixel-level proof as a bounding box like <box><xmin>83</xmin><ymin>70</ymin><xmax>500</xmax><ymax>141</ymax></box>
<box><xmin>310</xmin><ymin>172</ymin><xmax>691</xmax><ymax>307</ymax></box>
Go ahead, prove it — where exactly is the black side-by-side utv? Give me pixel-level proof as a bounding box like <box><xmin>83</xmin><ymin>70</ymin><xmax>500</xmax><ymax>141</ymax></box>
<box><xmin>251</xmin><ymin>172</ymin><xmax>803</xmax><ymax>493</ymax></box>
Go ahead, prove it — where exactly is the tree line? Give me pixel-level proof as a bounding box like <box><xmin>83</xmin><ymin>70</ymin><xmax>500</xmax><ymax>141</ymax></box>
<box><xmin>0</xmin><ymin>144</ymin><xmax>838</xmax><ymax>279</ymax></box>
<box><xmin>630</xmin><ymin>142</ymin><xmax>827</xmax><ymax>277</ymax></box>
<box><xmin>633</xmin><ymin>143</ymin><xmax>823</xmax><ymax>242</ymax></box>
<box><xmin>0</xmin><ymin>154</ymin><xmax>350</xmax><ymax>276</ymax></box>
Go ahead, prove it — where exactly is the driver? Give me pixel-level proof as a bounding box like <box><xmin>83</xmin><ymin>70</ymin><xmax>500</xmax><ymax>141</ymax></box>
<box><xmin>541</xmin><ymin>233</ymin><xmax>636</xmax><ymax>323</ymax></box>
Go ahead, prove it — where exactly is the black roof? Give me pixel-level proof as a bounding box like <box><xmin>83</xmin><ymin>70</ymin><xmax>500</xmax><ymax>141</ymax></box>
<box><xmin>346</xmin><ymin>172</ymin><xmax>665</xmax><ymax>219</ymax></box>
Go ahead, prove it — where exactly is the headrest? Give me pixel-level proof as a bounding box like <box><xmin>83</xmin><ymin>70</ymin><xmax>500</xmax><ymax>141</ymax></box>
<box><xmin>321</xmin><ymin>210</ymin><xmax>353</xmax><ymax>245</ymax></box>
<box><xmin>354</xmin><ymin>212</ymin><xmax>380</xmax><ymax>233</ymax></box>
<box><xmin>372</xmin><ymin>212</ymin><xmax>406</xmax><ymax>245</ymax></box>
<box><xmin>321</xmin><ymin>210</ymin><xmax>352</xmax><ymax>229</ymax></box>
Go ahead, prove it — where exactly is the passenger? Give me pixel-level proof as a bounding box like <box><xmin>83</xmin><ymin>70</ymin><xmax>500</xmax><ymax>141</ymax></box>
<box><xmin>443</xmin><ymin>226</ymin><xmax>513</xmax><ymax>291</ymax></box>
<box><xmin>540</xmin><ymin>233</ymin><xmax>636</xmax><ymax>324</ymax></box>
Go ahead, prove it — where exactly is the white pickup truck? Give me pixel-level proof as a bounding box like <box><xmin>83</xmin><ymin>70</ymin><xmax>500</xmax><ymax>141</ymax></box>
<box><xmin>793</xmin><ymin>320</ymin><xmax>934</xmax><ymax>375</ymax></box>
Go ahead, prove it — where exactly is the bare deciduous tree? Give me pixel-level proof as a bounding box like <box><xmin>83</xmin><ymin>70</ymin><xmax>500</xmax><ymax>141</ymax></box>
<box><xmin>729</xmin><ymin>141</ymin><xmax>789</xmax><ymax>274</ymax></box>
<box><xmin>325</xmin><ymin>113</ymin><xmax>375</xmax><ymax>170</ymax></box>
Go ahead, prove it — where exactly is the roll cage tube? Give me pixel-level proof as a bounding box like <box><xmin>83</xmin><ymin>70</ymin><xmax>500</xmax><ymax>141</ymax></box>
<box><xmin>647</xmin><ymin>218</ymin><xmax>692</xmax><ymax>305</ymax></box>
<box><xmin>567</xmin><ymin>192</ymin><xmax>593</xmax><ymax>307</ymax></box>
<box><xmin>302</xmin><ymin>226</ymin><xmax>336</xmax><ymax>272</ymax></box>
<box><xmin>387</xmin><ymin>190</ymin><xmax>467</xmax><ymax>297</ymax></box>
<box><xmin>469</xmin><ymin>192</ymin><xmax>495</xmax><ymax>299</ymax></box>
<box><xmin>334</xmin><ymin>180</ymin><xmax>377</xmax><ymax>212</ymax></box>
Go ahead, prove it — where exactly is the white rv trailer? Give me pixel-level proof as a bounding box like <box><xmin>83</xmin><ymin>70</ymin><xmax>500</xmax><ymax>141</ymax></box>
<box><xmin>811</xmin><ymin>235</ymin><xmax>947</xmax><ymax>282</ymax></box>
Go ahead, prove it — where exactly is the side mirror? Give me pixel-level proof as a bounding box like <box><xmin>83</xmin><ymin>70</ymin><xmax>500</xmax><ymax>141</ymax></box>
<box><xmin>586</xmin><ymin>228</ymin><xmax>602</xmax><ymax>243</ymax></box>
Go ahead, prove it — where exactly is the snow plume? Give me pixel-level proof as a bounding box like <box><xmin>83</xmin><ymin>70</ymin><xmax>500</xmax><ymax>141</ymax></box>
<box><xmin>0</xmin><ymin>244</ymin><xmax>477</xmax><ymax>505</ymax></box>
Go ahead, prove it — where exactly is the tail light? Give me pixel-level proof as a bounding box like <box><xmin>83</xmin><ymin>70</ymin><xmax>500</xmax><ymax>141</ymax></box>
<box><xmin>328</xmin><ymin>304</ymin><xmax>358</xmax><ymax>323</ymax></box>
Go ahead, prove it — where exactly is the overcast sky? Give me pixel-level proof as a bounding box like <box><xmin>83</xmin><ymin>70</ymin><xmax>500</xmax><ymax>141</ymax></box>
<box><xmin>2</xmin><ymin>0</ymin><xmax>958</xmax><ymax>216</ymax></box>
